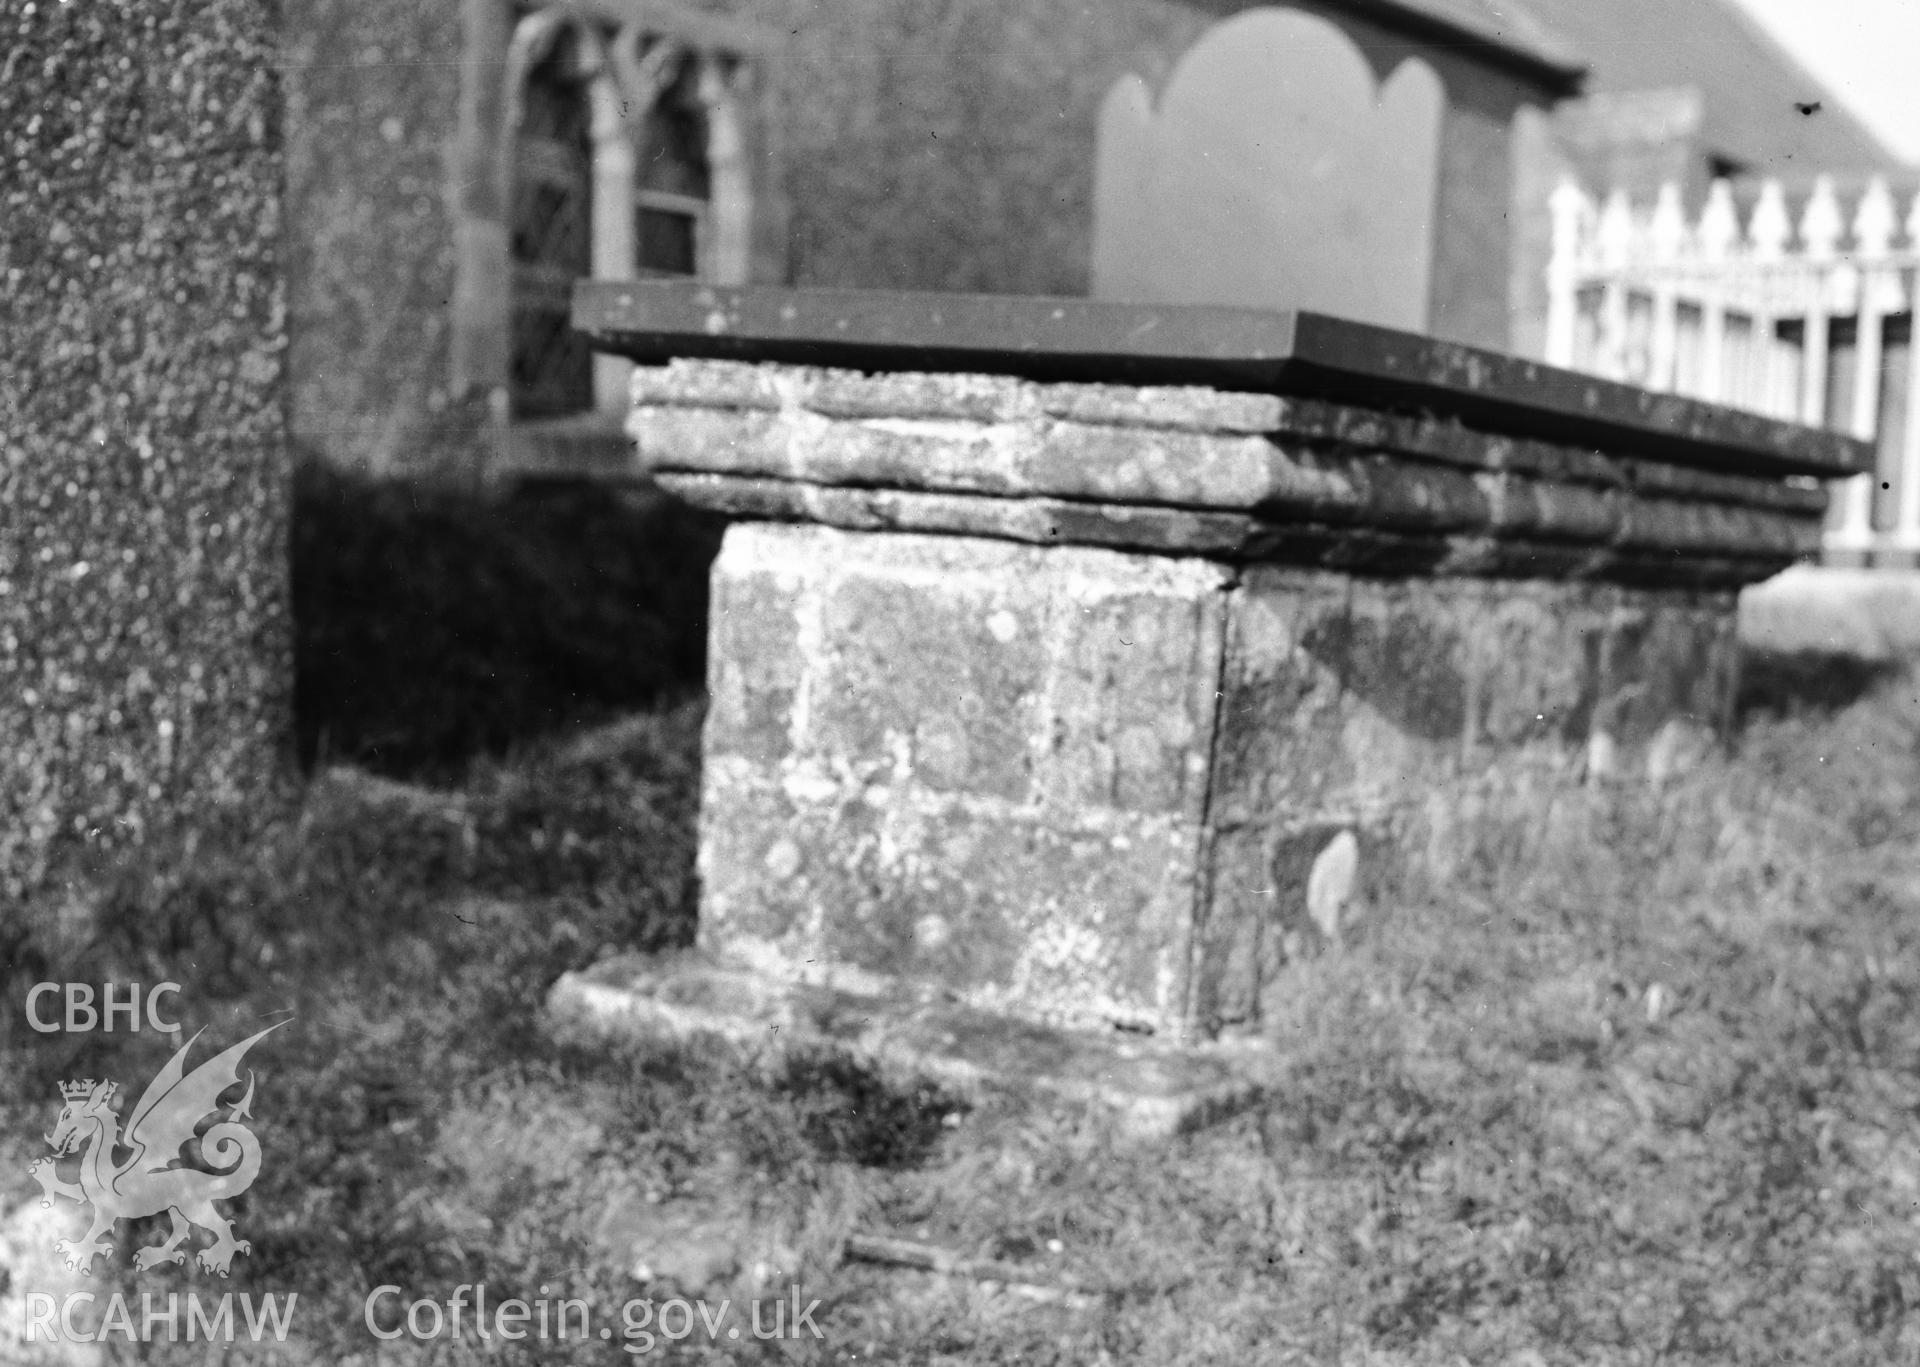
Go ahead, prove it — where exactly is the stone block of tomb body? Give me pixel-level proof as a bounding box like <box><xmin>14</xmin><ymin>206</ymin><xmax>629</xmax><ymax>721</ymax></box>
<box><xmin>551</xmin><ymin>281</ymin><xmax>1865</xmax><ymax>1128</ymax></box>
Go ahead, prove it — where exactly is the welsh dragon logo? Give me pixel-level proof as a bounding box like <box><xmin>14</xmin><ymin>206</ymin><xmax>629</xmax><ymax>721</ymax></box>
<box><xmin>28</xmin><ymin>1023</ymin><xmax>284</xmax><ymax>1277</ymax></box>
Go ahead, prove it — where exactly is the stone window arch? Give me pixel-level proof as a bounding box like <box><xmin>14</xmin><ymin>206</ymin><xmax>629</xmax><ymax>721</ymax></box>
<box><xmin>457</xmin><ymin>2</ymin><xmax>768</xmax><ymax>430</ymax></box>
<box><xmin>608</xmin><ymin>34</ymin><xmax>756</xmax><ymax>289</ymax></box>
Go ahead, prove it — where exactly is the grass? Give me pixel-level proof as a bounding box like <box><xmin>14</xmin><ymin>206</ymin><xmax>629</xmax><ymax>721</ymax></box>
<box><xmin>6</xmin><ymin>479</ymin><xmax>1920</xmax><ymax>1362</ymax></box>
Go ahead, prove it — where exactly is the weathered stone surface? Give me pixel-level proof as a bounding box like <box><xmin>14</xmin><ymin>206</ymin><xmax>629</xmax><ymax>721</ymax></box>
<box><xmin>1198</xmin><ymin>564</ymin><xmax>1743</xmax><ymax>1029</ymax></box>
<box><xmin>811</xmin><ymin>574</ymin><xmax>1043</xmax><ymax>803</ymax></box>
<box><xmin>1189</xmin><ymin>571</ymin><xmax>1741</xmax><ymax>1031</ymax></box>
<box><xmin>634</xmin><ymin>399</ymin><xmax>1371</xmax><ymax>511</ymax></box>
<box><xmin>1478</xmin><ymin>473</ymin><xmax>1622</xmax><ymax>542</ymax></box>
<box><xmin>700</xmin><ymin>524</ymin><xmax>1226</xmax><ymax>1033</ymax></box>
<box><xmin>701</xmin><ymin>763</ymin><xmax>1204</xmax><ymax>1031</ymax></box>
<box><xmin>1031</xmin><ymin>381</ymin><xmax>1287</xmax><ymax>434</ymax></box>
<box><xmin>1300</xmin><ymin>578</ymin><xmax>1482</xmax><ymax>812</ymax></box>
<box><xmin>635</xmin><ymin>357</ymin><xmax>1824</xmax><ymax>507</ymax></box>
<box><xmin>547</xmin><ymin>952</ymin><xmax>1282</xmax><ymax>1139</ymax></box>
<box><xmin>1272</xmin><ymin>399</ymin><xmax>1828</xmax><ymax>512</ymax></box>
<box><xmin>1209</xmin><ymin>570</ymin><xmax>1352</xmax><ymax>828</ymax></box>
<box><xmin>1592</xmin><ymin>596</ymin><xmax>1739</xmax><ymax>750</ymax></box>
<box><xmin>655</xmin><ymin>472</ymin><xmax>1263</xmax><ymax>558</ymax></box>
<box><xmin>636</xmin><ymin>404</ymin><xmax>1311</xmax><ymax>507</ymax></box>
<box><xmin>705</xmin><ymin>550</ymin><xmax>807</xmax><ymax>766</ymax></box>
<box><xmin>1614</xmin><ymin>496</ymin><xmax>1815</xmax><ymax>558</ymax></box>
<box><xmin>631</xmin><ymin>358</ymin><xmax>789</xmax><ymax>412</ymax></box>
<box><xmin>1213</xmin><ymin>574</ymin><xmax>1737</xmax><ymax>806</ymax></box>
<box><xmin>656</xmin><ymin>470</ymin><xmax>1817</xmax><ymax>590</ymax></box>
<box><xmin>632</xmin><ymin>359</ymin><xmax>1291</xmax><ymax>433</ymax></box>
<box><xmin>635</xmin><ymin>357</ymin><xmax>1829</xmax><ymax>586</ymax></box>
<box><xmin>1193</xmin><ymin>819</ymin><xmax>1378</xmax><ymax>1031</ymax></box>
<box><xmin>1621</xmin><ymin>458</ymin><xmax>1830</xmax><ymax>513</ymax></box>
<box><xmin>1036</xmin><ymin>569</ymin><xmax>1224</xmax><ymax>818</ymax></box>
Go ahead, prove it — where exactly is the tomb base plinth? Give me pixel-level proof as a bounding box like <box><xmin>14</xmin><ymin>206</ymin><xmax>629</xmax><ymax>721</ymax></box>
<box><xmin>548</xmin><ymin>951</ymin><xmax>1279</xmax><ymax>1138</ymax></box>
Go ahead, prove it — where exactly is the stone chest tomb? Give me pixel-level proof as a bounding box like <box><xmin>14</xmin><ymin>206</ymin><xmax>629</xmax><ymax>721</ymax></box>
<box><xmin>551</xmin><ymin>281</ymin><xmax>1864</xmax><ymax>1130</ymax></box>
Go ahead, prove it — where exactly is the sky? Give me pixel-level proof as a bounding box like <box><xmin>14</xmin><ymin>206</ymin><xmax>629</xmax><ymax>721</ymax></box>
<box><xmin>1731</xmin><ymin>0</ymin><xmax>1920</xmax><ymax>164</ymax></box>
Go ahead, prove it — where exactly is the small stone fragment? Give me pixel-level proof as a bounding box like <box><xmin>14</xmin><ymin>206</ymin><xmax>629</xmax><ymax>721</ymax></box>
<box><xmin>1305</xmin><ymin>830</ymin><xmax>1359</xmax><ymax>947</ymax></box>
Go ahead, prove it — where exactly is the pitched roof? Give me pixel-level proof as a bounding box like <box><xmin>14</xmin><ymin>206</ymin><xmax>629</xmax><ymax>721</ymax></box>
<box><xmin>1328</xmin><ymin>0</ymin><xmax>1584</xmax><ymax>91</ymax></box>
<box><xmin>1511</xmin><ymin>0</ymin><xmax>1899</xmax><ymax>173</ymax></box>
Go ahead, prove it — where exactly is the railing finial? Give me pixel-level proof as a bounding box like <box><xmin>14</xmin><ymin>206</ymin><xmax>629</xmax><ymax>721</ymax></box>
<box><xmin>1854</xmin><ymin>175</ymin><xmax>1897</xmax><ymax>259</ymax></box>
<box><xmin>1598</xmin><ymin>188</ymin><xmax>1634</xmax><ymax>268</ymax></box>
<box><xmin>1801</xmin><ymin>175</ymin><xmax>1844</xmax><ymax>262</ymax></box>
<box><xmin>1649</xmin><ymin>183</ymin><xmax>1687</xmax><ymax>264</ymax></box>
<box><xmin>1748</xmin><ymin>180</ymin><xmax>1790</xmax><ymax>262</ymax></box>
<box><xmin>1698</xmin><ymin>180</ymin><xmax>1739</xmax><ymax>263</ymax></box>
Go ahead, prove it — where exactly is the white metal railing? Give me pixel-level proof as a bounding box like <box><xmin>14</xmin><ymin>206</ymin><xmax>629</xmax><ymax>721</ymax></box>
<box><xmin>1546</xmin><ymin>174</ymin><xmax>1920</xmax><ymax>562</ymax></box>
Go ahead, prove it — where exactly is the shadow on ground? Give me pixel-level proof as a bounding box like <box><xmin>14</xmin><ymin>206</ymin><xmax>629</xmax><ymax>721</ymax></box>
<box><xmin>1737</xmin><ymin>646</ymin><xmax>1906</xmax><ymax>720</ymax></box>
<box><xmin>292</xmin><ymin>460</ymin><xmax>724</xmax><ymax>779</ymax></box>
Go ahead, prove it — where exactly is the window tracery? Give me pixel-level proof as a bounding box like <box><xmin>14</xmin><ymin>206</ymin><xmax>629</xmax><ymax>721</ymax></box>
<box><xmin>492</xmin><ymin>4</ymin><xmax>760</xmax><ymax>418</ymax></box>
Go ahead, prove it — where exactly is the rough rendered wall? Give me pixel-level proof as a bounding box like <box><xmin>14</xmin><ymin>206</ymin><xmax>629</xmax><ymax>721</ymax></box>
<box><xmin>733</xmin><ymin>0</ymin><xmax>1208</xmax><ymax>297</ymax></box>
<box><xmin>0</xmin><ymin>0</ymin><xmax>291</xmax><ymax>898</ymax></box>
<box><xmin>283</xmin><ymin>0</ymin><xmax>471</xmax><ymax>474</ymax></box>
<box><xmin>735</xmin><ymin>0</ymin><xmax>1537</xmax><ymax>346</ymax></box>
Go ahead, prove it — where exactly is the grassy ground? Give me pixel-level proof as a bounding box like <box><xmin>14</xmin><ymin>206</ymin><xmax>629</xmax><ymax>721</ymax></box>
<box><xmin>6</xmin><ymin>479</ymin><xmax>1920</xmax><ymax>1362</ymax></box>
<box><xmin>6</xmin><ymin>673</ymin><xmax>1919</xmax><ymax>1364</ymax></box>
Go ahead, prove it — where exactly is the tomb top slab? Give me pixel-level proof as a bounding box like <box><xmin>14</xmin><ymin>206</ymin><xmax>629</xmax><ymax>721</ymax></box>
<box><xmin>575</xmin><ymin>281</ymin><xmax>1872</xmax><ymax>481</ymax></box>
